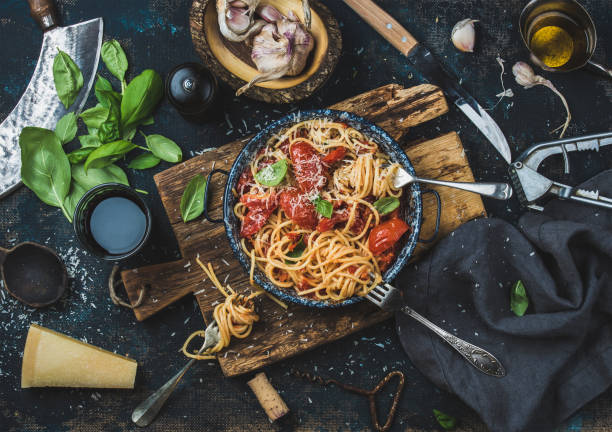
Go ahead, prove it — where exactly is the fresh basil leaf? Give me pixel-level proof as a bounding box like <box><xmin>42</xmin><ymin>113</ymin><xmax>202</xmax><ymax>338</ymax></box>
<box><xmin>374</xmin><ymin>196</ymin><xmax>400</xmax><ymax>215</ymax></box>
<box><xmin>121</xmin><ymin>69</ymin><xmax>163</xmax><ymax>130</ymax></box>
<box><xmin>67</xmin><ymin>147</ymin><xmax>94</xmax><ymax>164</ymax></box>
<box><xmin>80</xmin><ymin>106</ymin><xmax>109</xmax><ymax>129</ymax></box>
<box><xmin>143</xmin><ymin>133</ymin><xmax>182</xmax><ymax>163</ymax></box>
<box><xmin>78</xmin><ymin>135</ymin><xmax>102</xmax><ymax>148</ymax></box>
<box><xmin>96</xmin><ymin>88</ymin><xmax>122</xmax><ymax>111</ymax></box>
<box><xmin>101</xmin><ymin>40</ymin><xmax>128</xmax><ymax>83</ymax></box>
<box><xmin>285</xmin><ymin>236</ymin><xmax>306</xmax><ymax>263</ymax></box>
<box><xmin>128</xmin><ymin>152</ymin><xmax>161</xmax><ymax>170</ymax></box>
<box><xmin>97</xmin><ymin>111</ymin><xmax>120</xmax><ymax>144</ymax></box>
<box><xmin>53</xmin><ymin>49</ymin><xmax>83</xmax><ymax>109</ymax></box>
<box><xmin>255</xmin><ymin>159</ymin><xmax>288</xmax><ymax>186</ymax></box>
<box><xmin>84</xmin><ymin>140</ymin><xmax>136</xmax><ymax>172</ymax></box>
<box><xmin>64</xmin><ymin>182</ymin><xmax>87</xmax><ymax>220</ymax></box>
<box><xmin>433</xmin><ymin>409</ymin><xmax>457</xmax><ymax>430</ymax></box>
<box><xmin>313</xmin><ymin>196</ymin><xmax>333</xmax><ymax>218</ymax></box>
<box><xmin>94</xmin><ymin>75</ymin><xmax>119</xmax><ymax>107</ymax></box>
<box><xmin>71</xmin><ymin>163</ymin><xmax>129</xmax><ymax>190</ymax></box>
<box><xmin>510</xmin><ymin>280</ymin><xmax>529</xmax><ymax>316</ymax></box>
<box><xmin>54</xmin><ymin>112</ymin><xmax>77</xmax><ymax>145</ymax></box>
<box><xmin>180</xmin><ymin>174</ymin><xmax>207</xmax><ymax>222</ymax></box>
<box><xmin>19</xmin><ymin>127</ymin><xmax>72</xmax><ymax>220</ymax></box>
<box><xmin>141</xmin><ymin>115</ymin><xmax>154</xmax><ymax>126</ymax></box>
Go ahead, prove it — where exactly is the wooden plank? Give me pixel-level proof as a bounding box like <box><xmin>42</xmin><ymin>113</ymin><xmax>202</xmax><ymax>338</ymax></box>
<box><xmin>121</xmin><ymin>84</ymin><xmax>487</xmax><ymax>377</ymax></box>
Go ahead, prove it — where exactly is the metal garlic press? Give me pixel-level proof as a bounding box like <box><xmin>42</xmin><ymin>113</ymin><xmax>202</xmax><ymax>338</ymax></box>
<box><xmin>509</xmin><ymin>131</ymin><xmax>612</xmax><ymax>211</ymax></box>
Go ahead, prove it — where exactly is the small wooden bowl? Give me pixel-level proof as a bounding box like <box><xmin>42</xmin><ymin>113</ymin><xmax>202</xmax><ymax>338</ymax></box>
<box><xmin>189</xmin><ymin>0</ymin><xmax>342</xmax><ymax>104</ymax></box>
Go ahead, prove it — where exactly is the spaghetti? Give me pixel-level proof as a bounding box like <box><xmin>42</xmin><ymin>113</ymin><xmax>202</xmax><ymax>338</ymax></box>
<box><xmin>233</xmin><ymin>118</ymin><xmax>411</xmax><ymax>302</ymax></box>
<box><xmin>182</xmin><ymin>259</ymin><xmax>260</xmax><ymax>360</ymax></box>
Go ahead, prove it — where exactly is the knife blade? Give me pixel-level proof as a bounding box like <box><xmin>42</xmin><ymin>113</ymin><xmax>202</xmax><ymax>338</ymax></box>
<box><xmin>343</xmin><ymin>0</ymin><xmax>513</xmax><ymax>164</ymax></box>
<box><xmin>0</xmin><ymin>0</ymin><xmax>103</xmax><ymax>198</ymax></box>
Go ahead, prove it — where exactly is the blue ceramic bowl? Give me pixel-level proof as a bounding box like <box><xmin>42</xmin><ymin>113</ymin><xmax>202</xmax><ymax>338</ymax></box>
<box><xmin>221</xmin><ymin>110</ymin><xmax>422</xmax><ymax>308</ymax></box>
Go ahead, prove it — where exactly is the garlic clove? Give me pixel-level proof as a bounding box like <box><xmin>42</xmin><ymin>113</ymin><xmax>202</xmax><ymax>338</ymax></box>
<box><xmin>257</xmin><ymin>5</ymin><xmax>283</xmax><ymax>23</ymax></box>
<box><xmin>230</xmin><ymin>0</ymin><xmax>248</xmax><ymax>7</ymax></box>
<box><xmin>227</xmin><ymin>7</ymin><xmax>252</xmax><ymax>33</ymax></box>
<box><xmin>451</xmin><ymin>19</ymin><xmax>478</xmax><ymax>53</ymax></box>
<box><xmin>512</xmin><ymin>61</ymin><xmax>536</xmax><ymax>88</ymax></box>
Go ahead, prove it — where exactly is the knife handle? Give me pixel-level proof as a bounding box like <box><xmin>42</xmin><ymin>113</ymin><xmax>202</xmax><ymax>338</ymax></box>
<box><xmin>343</xmin><ymin>0</ymin><xmax>419</xmax><ymax>56</ymax></box>
<box><xmin>27</xmin><ymin>0</ymin><xmax>58</xmax><ymax>31</ymax></box>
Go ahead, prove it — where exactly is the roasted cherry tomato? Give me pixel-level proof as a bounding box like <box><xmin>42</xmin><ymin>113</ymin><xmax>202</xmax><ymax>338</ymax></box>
<box><xmin>237</xmin><ymin>168</ymin><xmax>255</xmax><ymax>195</ymax></box>
<box><xmin>349</xmin><ymin>203</ymin><xmax>373</xmax><ymax>235</ymax></box>
<box><xmin>290</xmin><ymin>141</ymin><xmax>326</xmax><ymax>193</ymax></box>
<box><xmin>279</xmin><ymin>189</ymin><xmax>317</xmax><ymax>230</ymax></box>
<box><xmin>322</xmin><ymin>147</ymin><xmax>347</xmax><ymax>165</ymax></box>
<box><xmin>368</xmin><ymin>217</ymin><xmax>409</xmax><ymax>255</ymax></box>
<box><xmin>316</xmin><ymin>208</ymin><xmax>349</xmax><ymax>232</ymax></box>
<box><xmin>240</xmin><ymin>207</ymin><xmax>275</xmax><ymax>238</ymax></box>
<box><xmin>240</xmin><ymin>193</ymin><xmax>277</xmax><ymax>210</ymax></box>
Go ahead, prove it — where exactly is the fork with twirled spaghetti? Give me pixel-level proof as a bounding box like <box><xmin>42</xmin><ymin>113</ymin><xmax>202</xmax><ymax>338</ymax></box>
<box><xmin>366</xmin><ymin>280</ymin><xmax>506</xmax><ymax>377</ymax></box>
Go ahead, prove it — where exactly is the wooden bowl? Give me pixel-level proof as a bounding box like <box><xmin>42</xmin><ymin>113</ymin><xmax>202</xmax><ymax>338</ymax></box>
<box><xmin>189</xmin><ymin>0</ymin><xmax>342</xmax><ymax>104</ymax></box>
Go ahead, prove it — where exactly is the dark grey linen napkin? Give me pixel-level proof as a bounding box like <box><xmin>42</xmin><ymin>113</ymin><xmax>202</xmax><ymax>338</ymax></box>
<box><xmin>395</xmin><ymin>169</ymin><xmax>612</xmax><ymax>432</ymax></box>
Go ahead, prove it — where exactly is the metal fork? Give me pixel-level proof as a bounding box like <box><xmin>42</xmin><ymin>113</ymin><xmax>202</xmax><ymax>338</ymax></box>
<box><xmin>366</xmin><ymin>282</ymin><xmax>506</xmax><ymax>377</ymax></box>
<box><xmin>131</xmin><ymin>322</ymin><xmax>221</xmax><ymax>427</ymax></box>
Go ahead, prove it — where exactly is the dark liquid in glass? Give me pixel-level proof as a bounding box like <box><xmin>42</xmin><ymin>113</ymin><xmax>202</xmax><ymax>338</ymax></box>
<box><xmin>88</xmin><ymin>197</ymin><xmax>147</xmax><ymax>255</ymax></box>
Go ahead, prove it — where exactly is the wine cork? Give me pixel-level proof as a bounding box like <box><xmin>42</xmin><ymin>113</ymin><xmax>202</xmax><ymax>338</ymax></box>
<box><xmin>247</xmin><ymin>372</ymin><xmax>289</xmax><ymax>421</ymax></box>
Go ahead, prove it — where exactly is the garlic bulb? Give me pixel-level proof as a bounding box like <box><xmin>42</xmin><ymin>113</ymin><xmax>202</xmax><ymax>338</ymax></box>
<box><xmin>217</xmin><ymin>0</ymin><xmax>265</xmax><ymax>42</ymax></box>
<box><xmin>236</xmin><ymin>6</ymin><xmax>314</xmax><ymax>96</ymax></box>
<box><xmin>451</xmin><ymin>19</ymin><xmax>478</xmax><ymax>53</ymax></box>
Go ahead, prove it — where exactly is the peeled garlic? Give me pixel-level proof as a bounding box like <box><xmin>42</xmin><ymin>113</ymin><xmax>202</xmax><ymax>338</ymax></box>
<box><xmin>451</xmin><ymin>19</ymin><xmax>478</xmax><ymax>53</ymax></box>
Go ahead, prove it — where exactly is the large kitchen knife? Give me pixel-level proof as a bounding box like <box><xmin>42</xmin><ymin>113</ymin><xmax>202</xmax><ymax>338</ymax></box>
<box><xmin>0</xmin><ymin>0</ymin><xmax>103</xmax><ymax>198</ymax></box>
<box><xmin>343</xmin><ymin>0</ymin><xmax>512</xmax><ymax>164</ymax></box>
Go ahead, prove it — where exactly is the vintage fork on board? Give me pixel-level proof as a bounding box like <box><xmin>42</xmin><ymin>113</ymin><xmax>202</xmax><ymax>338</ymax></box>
<box><xmin>131</xmin><ymin>321</ymin><xmax>221</xmax><ymax>427</ymax></box>
<box><xmin>366</xmin><ymin>281</ymin><xmax>506</xmax><ymax>377</ymax></box>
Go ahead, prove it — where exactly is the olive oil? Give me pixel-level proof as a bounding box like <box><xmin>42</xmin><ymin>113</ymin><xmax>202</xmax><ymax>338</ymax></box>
<box><xmin>88</xmin><ymin>197</ymin><xmax>148</xmax><ymax>255</ymax></box>
<box><xmin>526</xmin><ymin>11</ymin><xmax>589</xmax><ymax>70</ymax></box>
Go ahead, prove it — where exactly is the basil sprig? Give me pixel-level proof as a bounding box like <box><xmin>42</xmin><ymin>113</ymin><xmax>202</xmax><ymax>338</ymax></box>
<box><xmin>254</xmin><ymin>159</ymin><xmax>288</xmax><ymax>186</ymax></box>
<box><xmin>313</xmin><ymin>196</ymin><xmax>333</xmax><ymax>218</ymax></box>
<box><xmin>433</xmin><ymin>409</ymin><xmax>457</xmax><ymax>430</ymax></box>
<box><xmin>19</xmin><ymin>39</ymin><xmax>180</xmax><ymax>223</ymax></box>
<box><xmin>510</xmin><ymin>280</ymin><xmax>529</xmax><ymax>316</ymax></box>
<box><xmin>19</xmin><ymin>127</ymin><xmax>72</xmax><ymax>220</ymax></box>
<box><xmin>53</xmin><ymin>49</ymin><xmax>83</xmax><ymax>108</ymax></box>
<box><xmin>373</xmin><ymin>196</ymin><xmax>400</xmax><ymax>215</ymax></box>
<box><xmin>180</xmin><ymin>174</ymin><xmax>207</xmax><ymax>222</ymax></box>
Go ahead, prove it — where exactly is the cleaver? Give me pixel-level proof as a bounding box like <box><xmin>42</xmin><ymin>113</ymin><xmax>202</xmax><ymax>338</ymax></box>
<box><xmin>0</xmin><ymin>0</ymin><xmax>103</xmax><ymax>198</ymax></box>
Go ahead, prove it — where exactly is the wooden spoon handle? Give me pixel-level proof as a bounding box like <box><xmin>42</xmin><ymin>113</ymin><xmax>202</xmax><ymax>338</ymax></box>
<box><xmin>343</xmin><ymin>0</ymin><xmax>419</xmax><ymax>56</ymax></box>
<box><xmin>26</xmin><ymin>0</ymin><xmax>58</xmax><ymax>31</ymax></box>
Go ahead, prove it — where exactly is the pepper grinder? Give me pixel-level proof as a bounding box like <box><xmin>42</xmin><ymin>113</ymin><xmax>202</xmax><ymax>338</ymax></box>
<box><xmin>166</xmin><ymin>63</ymin><xmax>220</xmax><ymax>123</ymax></box>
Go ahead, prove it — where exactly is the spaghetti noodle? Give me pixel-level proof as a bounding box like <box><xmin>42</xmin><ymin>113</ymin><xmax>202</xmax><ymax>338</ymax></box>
<box><xmin>233</xmin><ymin>118</ymin><xmax>411</xmax><ymax>302</ymax></box>
<box><xmin>182</xmin><ymin>259</ymin><xmax>260</xmax><ymax>360</ymax></box>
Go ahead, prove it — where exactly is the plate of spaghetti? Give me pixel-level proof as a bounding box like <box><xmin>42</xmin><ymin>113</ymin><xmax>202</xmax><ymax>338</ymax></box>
<box><xmin>206</xmin><ymin>109</ymin><xmax>429</xmax><ymax>307</ymax></box>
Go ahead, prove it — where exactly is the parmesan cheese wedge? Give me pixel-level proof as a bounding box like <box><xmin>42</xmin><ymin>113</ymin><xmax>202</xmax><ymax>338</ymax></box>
<box><xmin>21</xmin><ymin>324</ymin><xmax>137</xmax><ymax>389</ymax></box>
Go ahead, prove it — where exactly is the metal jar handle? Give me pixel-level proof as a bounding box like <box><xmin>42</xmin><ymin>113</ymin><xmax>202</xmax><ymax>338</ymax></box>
<box><xmin>417</xmin><ymin>189</ymin><xmax>441</xmax><ymax>244</ymax></box>
<box><xmin>203</xmin><ymin>169</ymin><xmax>229</xmax><ymax>224</ymax></box>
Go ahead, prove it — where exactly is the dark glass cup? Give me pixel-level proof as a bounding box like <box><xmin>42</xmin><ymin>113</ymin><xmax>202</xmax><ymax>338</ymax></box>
<box><xmin>73</xmin><ymin>183</ymin><xmax>152</xmax><ymax>260</ymax></box>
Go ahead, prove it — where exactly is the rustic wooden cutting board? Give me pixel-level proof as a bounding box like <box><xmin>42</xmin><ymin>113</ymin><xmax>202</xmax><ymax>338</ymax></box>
<box><xmin>121</xmin><ymin>83</ymin><xmax>486</xmax><ymax>377</ymax></box>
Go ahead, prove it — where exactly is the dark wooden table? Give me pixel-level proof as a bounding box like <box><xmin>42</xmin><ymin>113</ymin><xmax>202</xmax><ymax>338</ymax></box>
<box><xmin>0</xmin><ymin>0</ymin><xmax>610</xmax><ymax>430</ymax></box>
